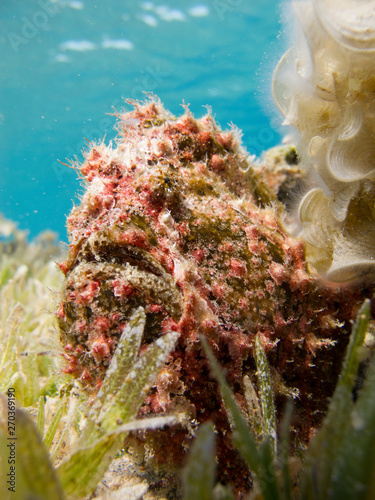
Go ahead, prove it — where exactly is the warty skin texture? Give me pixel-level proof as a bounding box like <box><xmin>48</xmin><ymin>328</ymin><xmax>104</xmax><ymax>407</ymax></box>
<box><xmin>57</xmin><ymin>100</ymin><xmax>371</xmax><ymax>496</ymax></box>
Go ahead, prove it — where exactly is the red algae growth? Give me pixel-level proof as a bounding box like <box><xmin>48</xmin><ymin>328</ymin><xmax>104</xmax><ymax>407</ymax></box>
<box><xmin>57</xmin><ymin>99</ymin><xmax>370</xmax><ymax>495</ymax></box>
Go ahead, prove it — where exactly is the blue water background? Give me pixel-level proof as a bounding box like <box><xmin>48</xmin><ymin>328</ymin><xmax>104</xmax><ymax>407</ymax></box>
<box><xmin>0</xmin><ymin>0</ymin><xmax>284</xmax><ymax>242</ymax></box>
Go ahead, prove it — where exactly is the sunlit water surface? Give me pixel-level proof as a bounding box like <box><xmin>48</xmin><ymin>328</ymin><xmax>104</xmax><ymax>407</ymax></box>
<box><xmin>0</xmin><ymin>0</ymin><xmax>283</xmax><ymax>240</ymax></box>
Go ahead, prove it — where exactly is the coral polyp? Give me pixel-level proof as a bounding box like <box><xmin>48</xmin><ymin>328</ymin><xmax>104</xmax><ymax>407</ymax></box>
<box><xmin>273</xmin><ymin>0</ymin><xmax>375</xmax><ymax>281</ymax></box>
<box><xmin>57</xmin><ymin>99</ymin><xmax>368</xmax><ymax>494</ymax></box>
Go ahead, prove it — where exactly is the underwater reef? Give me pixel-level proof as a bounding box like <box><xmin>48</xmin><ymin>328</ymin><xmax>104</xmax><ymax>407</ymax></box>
<box><xmin>57</xmin><ymin>99</ymin><xmax>372</xmax><ymax>496</ymax></box>
<box><xmin>0</xmin><ymin>214</ymin><xmax>374</xmax><ymax>499</ymax></box>
<box><xmin>273</xmin><ymin>0</ymin><xmax>375</xmax><ymax>281</ymax></box>
<box><xmin>1</xmin><ymin>1</ymin><xmax>375</xmax><ymax>498</ymax></box>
